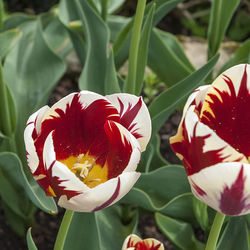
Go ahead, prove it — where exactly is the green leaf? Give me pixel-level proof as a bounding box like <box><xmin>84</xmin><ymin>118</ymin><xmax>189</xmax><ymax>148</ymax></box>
<box><xmin>207</xmin><ymin>0</ymin><xmax>240</xmax><ymax>59</ymax></box>
<box><xmin>139</xmin><ymin>133</ymin><xmax>168</xmax><ymax>173</ymax></box>
<box><xmin>120</xmin><ymin>166</ymin><xmax>195</xmax><ymax>222</ymax></box>
<box><xmin>219</xmin><ymin>39</ymin><xmax>250</xmax><ymax>74</ymax></box>
<box><xmin>193</xmin><ymin>197</ymin><xmax>209</xmax><ymax>231</ymax></box>
<box><xmin>3</xmin><ymin>17</ymin><xmax>66</xmax><ymax>161</ymax></box>
<box><xmin>155</xmin><ymin>212</ymin><xmax>204</xmax><ymax>250</ymax></box>
<box><xmin>149</xmin><ymin>54</ymin><xmax>219</xmax><ymax>133</ymax></box>
<box><xmin>217</xmin><ymin>217</ymin><xmax>248</xmax><ymax>250</ymax></box>
<box><xmin>63</xmin><ymin>206</ymin><xmax>138</xmax><ymax>250</ymax></box>
<box><xmin>0</xmin><ymin>28</ymin><xmax>22</xmax><ymax>58</ymax></box>
<box><xmin>104</xmin><ymin>49</ymin><xmax>121</xmax><ymax>94</ymax></box>
<box><xmin>0</xmin><ymin>152</ymin><xmax>57</xmax><ymax>215</ymax></box>
<box><xmin>76</xmin><ymin>0</ymin><xmax>109</xmax><ymax>94</ymax></box>
<box><xmin>148</xmin><ymin>29</ymin><xmax>194</xmax><ymax>87</ymax></box>
<box><xmin>3</xmin><ymin>13</ymin><xmax>35</xmax><ymax>31</ymax></box>
<box><xmin>134</xmin><ymin>3</ymin><xmax>155</xmax><ymax>95</ymax></box>
<box><xmin>27</xmin><ymin>228</ymin><xmax>38</xmax><ymax>250</ymax></box>
<box><xmin>92</xmin><ymin>0</ymin><xmax>126</xmax><ymax>14</ymax></box>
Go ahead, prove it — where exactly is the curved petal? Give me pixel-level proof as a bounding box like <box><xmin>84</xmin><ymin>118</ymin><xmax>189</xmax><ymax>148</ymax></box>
<box><xmin>58</xmin><ymin>171</ymin><xmax>140</xmax><ymax>212</ymax></box>
<box><xmin>200</xmin><ymin>64</ymin><xmax>250</xmax><ymax>157</ymax></box>
<box><xmin>170</xmin><ymin>106</ymin><xmax>247</xmax><ymax>175</ymax></box>
<box><xmin>122</xmin><ymin>234</ymin><xmax>141</xmax><ymax>250</ymax></box>
<box><xmin>43</xmin><ymin>131</ymin><xmax>88</xmax><ymax>199</ymax></box>
<box><xmin>106</xmin><ymin>93</ymin><xmax>151</xmax><ymax>152</ymax></box>
<box><xmin>24</xmin><ymin>106</ymin><xmax>49</xmax><ymax>173</ymax></box>
<box><xmin>189</xmin><ymin>162</ymin><xmax>250</xmax><ymax>216</ymax></box>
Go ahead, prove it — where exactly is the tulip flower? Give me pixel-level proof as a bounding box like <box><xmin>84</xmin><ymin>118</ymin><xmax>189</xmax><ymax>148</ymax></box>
<box><xmin>170</xmin><ymin>64</ymin><xmax>250</xmax><ymax>216</ymax></box>
<box><xmin>122</xmin><ymin>234</ymin><xmax>164</xmax><ymax>250</ymax></box>
<box><xmin>24</xmin><ymin>91</ymin><xmax>151</xmax><ymax>212</ymax></box>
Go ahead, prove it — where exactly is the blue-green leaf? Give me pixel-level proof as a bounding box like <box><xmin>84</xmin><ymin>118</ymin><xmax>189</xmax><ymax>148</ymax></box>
<box><xmin>27</xmin><ymin>228</ymin><xmax>38</xmax><ymax>250</ymax></box>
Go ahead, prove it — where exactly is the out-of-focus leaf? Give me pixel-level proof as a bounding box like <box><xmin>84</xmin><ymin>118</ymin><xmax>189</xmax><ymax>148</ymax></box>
<box><xmin>0</xmin><ymin>152</ymin><xmax>57</xmax><ymax>215</ymax></box>
<box><xmin>0</xmin><ymin>29</ymin><xmax>22</xmax><ymax>58</ymax></box>
<box><xmin>108</xmin><ymin>15</ymin><xmax>129</xmax><ymax>42</ymax></box>
<box><xmin>139</xmin><ymin>134</ymin><xmax>168</xmax><ymax>173</ymax></box>
<box><xmin>217</xmin><ymin>217</ymin><xmax>248</xmax><ymax>250</ymax></box>
<box><xmin>148</xmin><ymin>29</ymin><xmax>194</xmax><ymax>87</ymax></box>
<box><xmin>121</xmin><ymin>166</ymin><xmax>194</xmax><ymax>222</ymax></box>
<box><xmin>3</xmin><ymin>17</ymin><xmax>66</xmax><ymax>161</ymax></box>
<box><xmin>3</xmin><ymin>13</ymin><xmax>35</xmax><ymax>31</ymax></box>
<box><xmin>27</xmin><ymin>228</ymin><xmax>38</xmax><ymax>250</ymax></box>
<box><xmin>134</xmin><ymin>4</ymin><xmax>155</xmax><ymax>95</ymax></box>
<box><xmin>207</xmin><ymin>0</ymin><xmax>240</xmax><ymax>59</ymax></box>
<box><xmin>42</xmin><ymin>15</ymin><xmax>73</xmax><ymax>58</ymax></box>
<box><xmin>155</xmin><ymin>212</ymin><xmax>204</xmax><ymax>250</ymax></box>
<box><xmin>104</xmin><ymin>49</ymin><xmax>121</xmax><ymax>94</ymax></box>
<box><xmin>63</xmin><ymin>206</ymin><xmax>138</xmax><ymax>250</ymax></box>
<box><xmin>114</xmin><ymin>0</ymin><xmax>182</xmax><ymax>70</ymax></box>
<box><xmin>149</xmin><ymin>54</ymin><xmax>219</xmax><ymax>133</ymax></box>
<box><xmin>76</xmin><ymin>0</ymin><xmax>109</xmax><ymax>94</ymax></box>
<box><xmin>192</xmin><ymin>197</ymin><xmax>209</xmax><ymax>231</ymax></box>
<box><xmin>2</xmin><ymin>201</ymin><xmax>27</xmax><ymax>236</ymax></box>
<box><xmin>92</xmin><ymin>0</ymin><xmax>126</xmax><ymax>14</ymax></box>
<box><xmin>219</xmin><ymin>39</ymin><xmax>250</xmax><ymax>74</ymax></box>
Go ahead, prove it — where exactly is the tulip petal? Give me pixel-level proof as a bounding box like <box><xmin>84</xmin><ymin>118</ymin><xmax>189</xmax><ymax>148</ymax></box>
<box><xmin>39</xmin><ymin>91</ymin><xmax>120</xmax><ymax>161</ymax></box>
<box><xmin>104</xmin><ymin>120</ymin><xmax>141</xmax><ymax>176</ymax></box>
<box><xmin>24</xmin><ymin>106</ymin><xmax>49</xmax><ymax>173</ymax></box>
<box><xmin>122</xmin><ymin>234</ymin><xmax>142</xmax><ymax>250</ymax></box>
<box><xmin>43</xmin><ymin>131</ymin><xmax>87</xmax><ymax>199</ymax></box>
<box><xmin>170</xmin><ymin>106</ymin><xmax>247</xmax><ymax>175</ymax></box>
<box><xmin>106</xmin><ymin>93</ymin><xmax>151</xmax><ymax>151</ymax></box>
<box><xmin>189</xmin><ymin>162</ymin><xmax>250</xmax><ymax>216</ymax></box>
<box><xmin>200</xmin><ymin>64</ymin><xmax>250</xmax><ymax>157</ymax></box>
<box><xmin>58</xmin><ymin>171</ymin><xmax>140</xmax><ymax>212</ymax></box>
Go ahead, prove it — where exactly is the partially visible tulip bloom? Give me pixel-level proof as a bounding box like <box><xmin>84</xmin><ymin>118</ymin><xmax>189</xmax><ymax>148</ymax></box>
<box><xmin>122</xmin><ymin>234</ymin><xmax>164</xmax><ymax>250</ymax></box>
<box><xmin>170</xmin><ymin>64</ymin><xmax>250</xmax><ymax>216</ymax></box>
<box><xmin>24</xmin><ymin>91</ymin><xmax>151</xmax><ymax>212</ymax></box>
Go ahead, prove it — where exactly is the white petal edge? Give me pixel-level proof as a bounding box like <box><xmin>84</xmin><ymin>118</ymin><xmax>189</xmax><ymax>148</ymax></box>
<box><xmin>24</xmin><ymin>105</ymin><xmax>49</xmax><ymax>173</ymax></box>
<box><xmin>106</xmin><ymin>93</ymin><xmax>152</xmax><ymax>152</ymax></box>
<box><xmin>189</xmin><ymin>162</ymin><xmax>250</xmax><ymax>215</ymax></box>
<box><xmin>58</xmin><ymin>171</ymin><xmax>140</xmax><ymax>212</ymax></box>
<box><xmin>43</xmin><ymin>131</ymin><xmax>89</xmax><ymax>193</ymax></box>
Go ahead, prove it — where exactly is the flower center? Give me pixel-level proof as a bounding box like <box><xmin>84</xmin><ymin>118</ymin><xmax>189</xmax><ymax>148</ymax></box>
<box><xmin>60</xmin><ymin>153</ymin><xmax>108</xmax><ymax>188</ymax></box>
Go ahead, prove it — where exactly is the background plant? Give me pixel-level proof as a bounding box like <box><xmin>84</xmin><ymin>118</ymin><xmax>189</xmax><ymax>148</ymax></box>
<box><xmin>0</xmin><ymin>0</ymin><xmax>249</xmax><ymax>249</ymax></box>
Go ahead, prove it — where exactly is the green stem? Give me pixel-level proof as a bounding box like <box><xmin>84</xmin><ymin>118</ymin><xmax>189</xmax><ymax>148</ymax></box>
<box><xmin>205</xmin><ymin>212</ymin><xmax>225</xmax><ymax>250</ymax></box>
<box><xmin>124</xmin><ymin>0</ymin><xmax>146</xmax><ymax>94</ymax></box>
<box><xmin>54</xmin><ymin>210</ymin><xmax>74</xmax><ymax>250</ymax></box>
<box><xmin>101</xmin><ymin>0</ymin><xmax>108</xmax><ymax>21</ymax></box>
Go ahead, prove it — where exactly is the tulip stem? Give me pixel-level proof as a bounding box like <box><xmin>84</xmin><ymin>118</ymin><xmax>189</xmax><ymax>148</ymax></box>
<box><xmin>124</xmin><ymin>0</ymin><xmax>146</xmax><ymax>94</ymax></box>
<box><xmin>54</xmin><ymin>209</ymin><xmax>74</xmax><ymax>250</ymax></box>
<box><xmin>205</xmin><ymin>212</ymin><xmax>225</xmax><ymax>250</ymax></box>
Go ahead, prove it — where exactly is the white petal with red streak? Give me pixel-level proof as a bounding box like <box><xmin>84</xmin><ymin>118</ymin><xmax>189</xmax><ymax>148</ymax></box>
<box><xmin>58</xmin><ymin>171</ymin><xmax>140</xmax><ymax>212</ymax></box>
<box><xmin>43</xmin><ymin>132</ymin><xmax>88</xmax><ymax>193</ymax></box>
<box><xmin>106</xmin><ymin>93</ymin><xmax>151</xmax><ymax>152</ymax></box>
<box><xmin>184</xmin><ymin>106</ymin><xmax>248</xmax><ymax>163</ymax></box>
<box><xmin>24</xmin><ymin>106</ymin><xmax>49</xmax><ymax>173</ymax></box>
<box><xmin>122</xmin><ymin>234</ymin><xmax>141</xmax><ymax>250</ymax></box>
<box><xmin>189</xmin><ymin>162</ymin><xmax>250</xmax><ymax>215</ymax></box>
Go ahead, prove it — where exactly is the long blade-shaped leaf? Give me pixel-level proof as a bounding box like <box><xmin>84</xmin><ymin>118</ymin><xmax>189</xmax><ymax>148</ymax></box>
<box><xmin>27</xmin><ymin>228</ymin><xmax>38</xmax><ymax>250</ymax></box>
<box><xmin>207</xmin><ymin>0</ymin><xmax>240</xmax><ymax>59</ymax></box>
<box><xmin>149</xmin><ymin>54</ymin><xmax>219</xmax><ymax>133</ymax></box>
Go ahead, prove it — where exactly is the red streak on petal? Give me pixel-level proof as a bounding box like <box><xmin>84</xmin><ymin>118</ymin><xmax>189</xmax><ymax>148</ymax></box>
<box><xmin>46</xmin><ymin>160</ymin><xmax>82</xmax><ymax>200</ymax></box>
<box><xmin>219</xmin><ymin>165</ymin><xmax>250</xmax><ymax>216</ymax></box>
<box><xmin>104</xmin><ymin>121</ymin><xmax>133</xmax><ymax>179</ymax></box>
<box><xmin>92</xmin><ymin>177</ymin><xmax>120</xmax><ymax>212</ymax></box>
<box><xmin>171</xmin><ymin>120</ymin><xmax>229</xmax><ymax>175</ymax></box>
<box><xmin>127</xmin><ymin>238</ymin><xmax>162</xmax><ymax>250</ymax></box>
<box><xmin>201</xmin><ymin>65</ymin><xmax>250</xmax><ymax>157</ymax></box>
<box><xmin>191</xmin><ymin>180</ymin><xmax>207</xmax><ymax>196</ymax></box>
<box><xmin>118</xmin><ymin>97</ymin><xmax>143</xmax><ymax>139</ymax></box>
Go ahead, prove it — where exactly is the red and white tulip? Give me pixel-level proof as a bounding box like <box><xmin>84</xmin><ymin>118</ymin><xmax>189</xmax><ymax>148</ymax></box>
<box><xmin>170</xmin><ymin>64</ymin><xmax>250</xmax><ymax>216</ymax></box>
<box><xmin>24</xmin><ymin>91</ymin><xmax>151</xmax><ymax>212</ymax></box>
<box><xmin>122</xmin><ymin>234</ymin><xmax>164</xmax><ymax>250</ymax></box>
